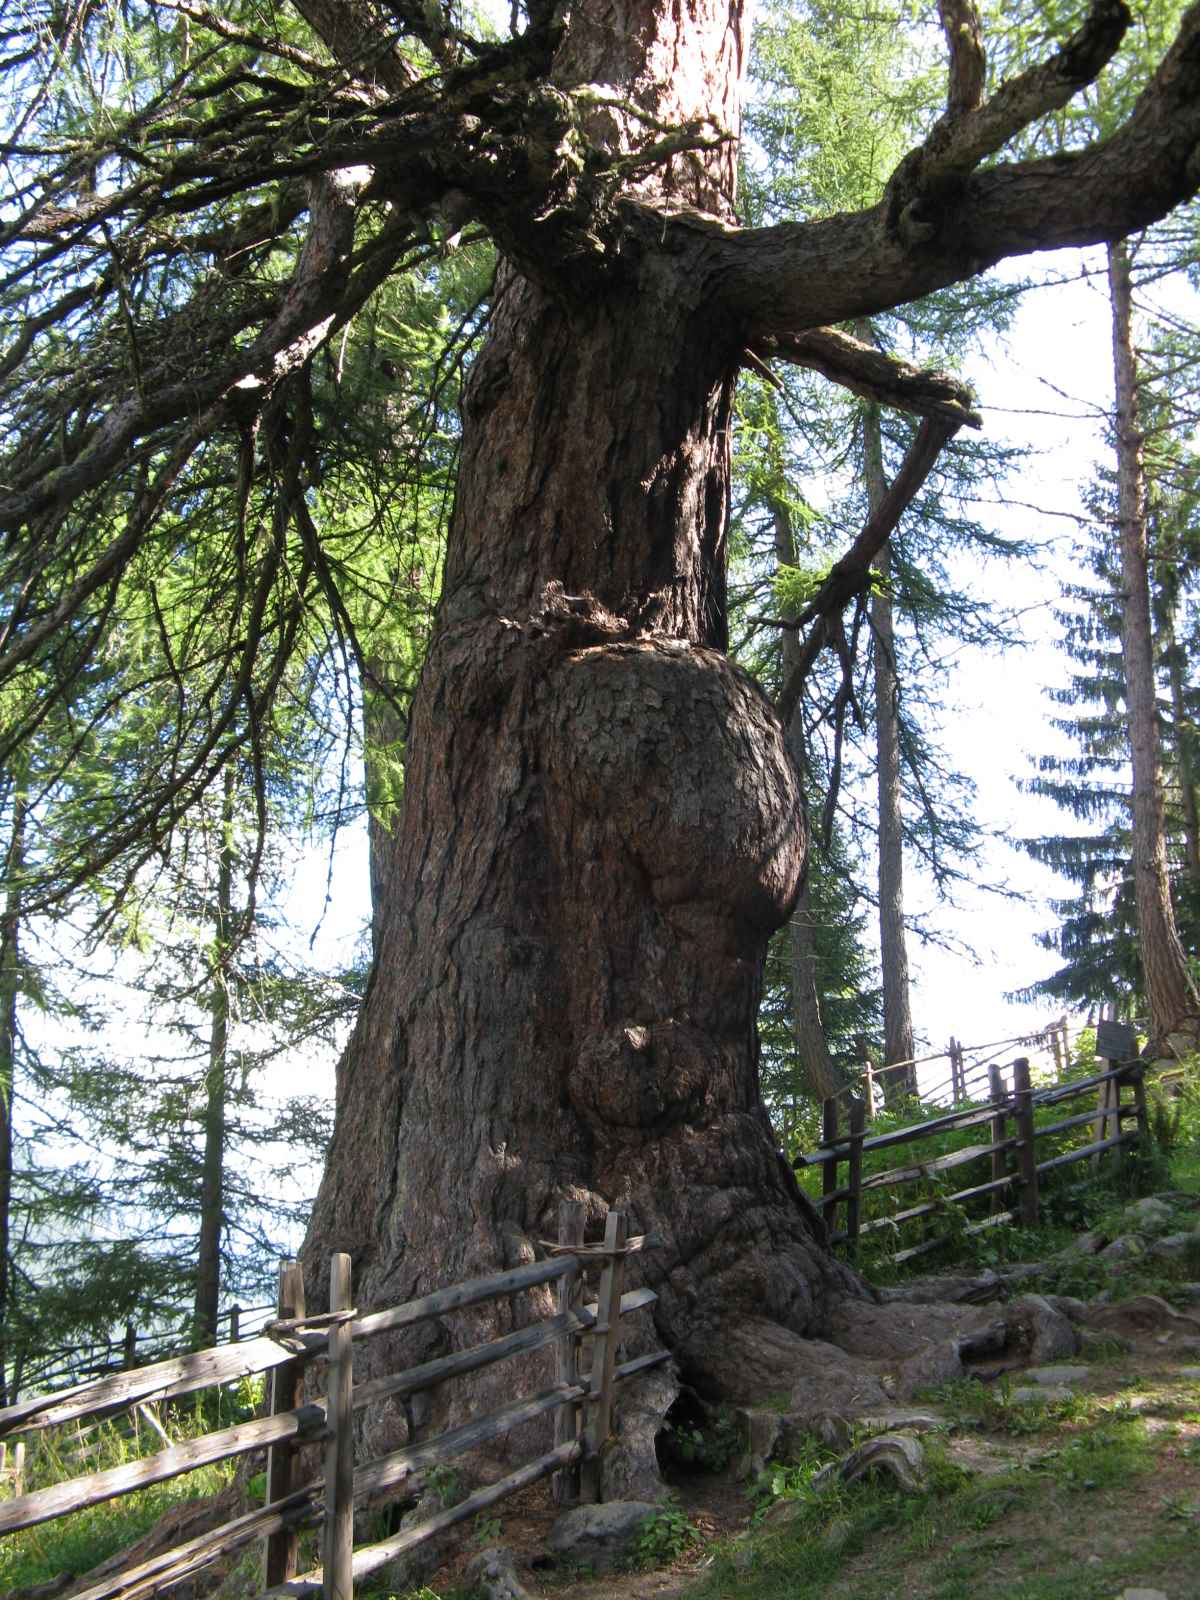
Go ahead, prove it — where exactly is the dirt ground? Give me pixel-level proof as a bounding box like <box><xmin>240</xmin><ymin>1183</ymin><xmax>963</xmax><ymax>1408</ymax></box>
<box><xmin>419</xmin><ymin>1335</ymin><xmax>1200</xmax><ymax>1600</ymax></box>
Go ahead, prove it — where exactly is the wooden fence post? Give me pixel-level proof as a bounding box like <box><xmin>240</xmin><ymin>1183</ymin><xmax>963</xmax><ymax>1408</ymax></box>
<box><xmin>263</xmin><ymin>1260</ymin><xmax>307</xmax><ymax>1588</ymax></box>
<box><xmin>123</xmin><ymin>1323</ymin><xmax>136</xmax><ymax>1368</ymax></box>
<box><xmin>554</xmin><ymin>1200</ymin><xmax>585</xmax><ymax>1507</ymax></box>
<box><xmin>1129</xmin><ymin>1063</ymin><xmax>1149</xmax><ymax>1148</ymax></box>
<box><xmin>821</xmin><ymin>1097</ymin><xmax>840</xmax><ymax>1234</ymax></box>
<box><xmin>580</xmin><ymin>1210</ymin><xmax>626</xmax><ymax>1505</ymax></box>
<box><xmin>845</xmin><ymin>1094</ymin><xmax>866</xmax><ymax>1255</ymax></box>
<box><xmin>10</xmin><ymin>1441</ymin><xmax>23</xmax><ymax>1498</ymax></box>
<box><xmin>988</xmin><ymin>1064</ymin><xmax>1008</xmax><ymax>1215</ymax></box>
<box><xmin>1013</xmin><ymin>1057</ymin><xmax>1039</xmax><ymax>1227</ymax></box>
<box><xmin>229</xmin><ymin>1305</ymin><xmax>241</xmax><ymax>1344</ymax></box>
<box><xmin>322</xmin><ymin>1252</ymin><xmax>354</xmax><ymax>1600</ymax></box>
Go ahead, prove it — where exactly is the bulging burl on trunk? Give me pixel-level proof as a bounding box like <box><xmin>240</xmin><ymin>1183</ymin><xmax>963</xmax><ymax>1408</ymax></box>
<box><xmin>543</xmin><ymin>637</ymin><xmax>805</xmax><ymax>931</ymax></box>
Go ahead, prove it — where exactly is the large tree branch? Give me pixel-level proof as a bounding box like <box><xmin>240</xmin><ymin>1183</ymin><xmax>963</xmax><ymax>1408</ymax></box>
<box><xmin>775</xmin><ymin>416</ymin><xmax>959</xmax><ymax>728</ymax></box>
<box><xmin>748</xmin><ymin>327</ymin><xmax>981</xmax><ymax>427</ymax></box>
<box><xmin>703</xmin><ymin>2</ymin><xmax>1200</xmax><ymax>339</ymax></box>
<box><xmin>892</xmin><ymin>0</ymin><xmax>1129</xmax><ymax>205</ymax></box>
<box><xmin>0</xmin><ymin>171</ymin><xmax>404</xmax><ymax>533</ymax></box>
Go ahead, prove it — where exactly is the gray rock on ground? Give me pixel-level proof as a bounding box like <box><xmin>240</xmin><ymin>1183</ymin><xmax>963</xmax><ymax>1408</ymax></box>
<box><xmin>1100</xmin><ymin>1234</ymin><xmax>1146</xmax><ymax>1263</ymax></box>
<box><xmin>466</xmin><ymin>1546</ymin><xmax>533</xmax><ymax>1600</ymax></box>
<box><xmin>1151</xmin><ymin>1232</ymin><xmax>1197</xmax><ymax>1258</ymax></box>
<box><xmin>548</xmin><ymin>1502</ymin><xmax>660</xmax><ymax>1571</ymax></box>
<box><xmin>1123</xmin><ymin>1197</ymin><xmax>1175</xmax><ymax>1233</ymax></box>
<box><xmin>1008</xmin><ymin>1384</ymin><xmax>1073</xmax><ymax>1404</ymax></box>
<box><xmin>1001</xmin><ymin>1294</ymin><xmax>1080</xmax><ymax>1364</ymax></box>
<box><xmin>1021</xmin><ymin>1365</ymin><xmax>1090</xmax><ymax>1385</ymax></box>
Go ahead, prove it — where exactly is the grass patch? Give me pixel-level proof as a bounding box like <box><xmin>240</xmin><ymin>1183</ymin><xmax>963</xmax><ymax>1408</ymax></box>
<box><xmin>0</xmin><ymin>1398</ymin><xmax>253</xmax><ymax>1595</ymax></box>
<box><xmin>687</xmin><ymin>1390</ymin><xmax>1173</xmax><ymax>1600</ymax></box>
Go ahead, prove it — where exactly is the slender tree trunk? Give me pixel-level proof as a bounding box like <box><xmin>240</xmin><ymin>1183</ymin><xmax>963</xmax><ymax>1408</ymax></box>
<box><xmin>305</xmin><ymin>0</ymin><xmax>863</xmax><ymax>1430</ymax></box>
<box><xmin>193</xmin><ymin>767</ymin><xmax>236</xmax><ymax>1348</ymax></box>
<box><xmin>862</xmin><ymin>392</ymin><xmax>916</xmax><ymax>1094</ymax></box>
<box><xmin>1162</xmin><ymin>603</ymin><xmax>1200</xmax><ymax>885</ymax></box>
<box><xmin>771</xmin><ymin>500</ymin><xmax>845</xmax><ymax>1102</ymax></box>
<box><xmin>0</xmin><ymin>780</ymin><xmax>27</xmax><ymax>1408</ymax></box>
<box><xmin>1107</xmin><ymin>238</ymin><xmax>1199</xmax><ymax>1042</ymax></box>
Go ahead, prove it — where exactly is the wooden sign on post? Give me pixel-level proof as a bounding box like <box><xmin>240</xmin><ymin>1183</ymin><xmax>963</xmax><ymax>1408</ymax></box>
<box><xmin>1096</xmin><ymin>1018</ymin><xmax>1138</xmax><ymax>1064</ymax></box>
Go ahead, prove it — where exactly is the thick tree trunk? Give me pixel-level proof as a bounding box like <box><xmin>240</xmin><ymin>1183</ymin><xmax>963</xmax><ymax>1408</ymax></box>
<box><xmin>305</xmin><ymin>0</ymin><xmax>863</xmax><ymax>1428</ymax></box>
<box><xmin>770</xmin><ymin>500</ymin><xmax>845</xmax><ymax>1103</ymax></box>
<box><xmin>1107</xmin><ymin>239</ymin><xmax>1199</xmax><ymax>1042</ymax></box>
<box><xmin>193</xmin><ymin>768</ymin><xmax>235</xmax><ymax>1348</ymax></box>
<box><xmin>862</xmin><ymin>396</ymin><xmax>916</xmax><ymax>1095</ymax></box>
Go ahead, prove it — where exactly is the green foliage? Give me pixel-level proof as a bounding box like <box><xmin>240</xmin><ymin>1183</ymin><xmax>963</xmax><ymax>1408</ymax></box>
<box><xmin>0</xmin><ymin>1411</ymin><xmax>235</xmax><ymax>1594</ymax></box>
<box><xmin>631</xmin><ymin>1504</ymin><xmax>702</xmax><ymax>1568</ymax></box>
<box><xmin>662</xmin><ymin>1406</ymin><xmax>742</xmax><ymax>1474</ymax></box>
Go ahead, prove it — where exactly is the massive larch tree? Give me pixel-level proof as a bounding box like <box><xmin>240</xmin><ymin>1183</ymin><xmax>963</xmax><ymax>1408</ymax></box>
<box><xmin>4</xmin><ymin>0</ymin><xmax>1200</xmax><ymax>1419</ymax></box>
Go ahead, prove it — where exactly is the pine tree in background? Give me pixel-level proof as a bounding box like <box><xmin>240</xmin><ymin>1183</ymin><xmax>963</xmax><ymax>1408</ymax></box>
<box><xmin>1021</xmin><ymin>232</ymin><xmax>1200</xmax><ymax>1026</ymax></box>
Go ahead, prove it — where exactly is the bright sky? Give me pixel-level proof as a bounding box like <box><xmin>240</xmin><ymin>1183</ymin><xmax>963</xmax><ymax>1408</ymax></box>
<box><xmin>902</xmin><ymin>245</ymin><xmax>1187</xmax><ymax>1060</ymax></box>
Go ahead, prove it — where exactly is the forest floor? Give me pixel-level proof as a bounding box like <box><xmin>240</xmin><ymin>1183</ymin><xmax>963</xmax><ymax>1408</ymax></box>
<box><xmin>396</xmin><ymin>1167</ymin><xmax>1200</xmax><ymax>1600</ymax></box>
<box><xmin>5</xmin><ymin>1170</ymin><xmax>1200</xmax><ymax>1600</ymax></box>
<box><xmin>409</xmin><ymin>1338</ymin><xmax>1200</xmax><ymax>1600</ymax></box>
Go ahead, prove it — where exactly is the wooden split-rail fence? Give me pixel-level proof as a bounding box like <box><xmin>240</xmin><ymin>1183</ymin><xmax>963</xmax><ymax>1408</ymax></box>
<box><xmin>839</xmin><ymin>1016</ymin><xmax>1076</xmax><ymax>1120</ymax></box>
<box><xmin>799</xmin><ymin>1052</ymin><xmax>1151</xmax><ymax>1266</ymax></box>
<box><xmin>10</xmin><ymin>1300</ymin><xmax>277</xmax><ymax>1406</ymax></box>
<box><xmin>0</xmin><ymin>1206</ymin><xmax>668</xmax><ymax>1600</ymax></box>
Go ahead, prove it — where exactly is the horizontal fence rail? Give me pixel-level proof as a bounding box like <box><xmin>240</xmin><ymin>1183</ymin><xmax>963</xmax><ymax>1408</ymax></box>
<box><xmin>798</xmin><ymin>1055</ymin><xmax>1150</xmax><ymax>1265</ymax></box>
<box><xmin>0</xmin><ymin>1208</ymin><xmax>668</xmax><ymax>1600</ymax></box>
<box><xmin>9</xmin><ymin>1300</ymin><xmax>277</xmax><ymax>1406</ymax></box>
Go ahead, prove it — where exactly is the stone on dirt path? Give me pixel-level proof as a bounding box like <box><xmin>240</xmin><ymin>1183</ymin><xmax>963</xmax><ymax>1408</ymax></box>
<box><xmin>1021</xmin><ymin>1365</ymin><xmax>1090</xmax><ymax>1385</ymax></box>
<box><xmin>548</xmin><ymin>1502</ymin><xmax>659</xmax><ymax>1571</ymax></box>
<box><xmin>1008</xmin><ymin>1384</ymin><xmax>1072</xmax><ymax>1404</ymax></box>
<box><xmin>1118</xmin><ymin>1589</ymin><xmax>1170</xmax><ymax>1600</ymax></box>
<box><xmin>466</xmin><ymin>1546</ymin><xmax>533</xmax><ymax>1600</ymax></box>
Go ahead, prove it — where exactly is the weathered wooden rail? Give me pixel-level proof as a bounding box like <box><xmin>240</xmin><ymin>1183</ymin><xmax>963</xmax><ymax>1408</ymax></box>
<box><xmin>0</xmin><ymin>1208</ymin><xmax>667</xmax><ymax>1600</ymax></box>
<box><xmin>8</xmin><ymin>1299</ymin><xmax>275</xmax><ymax>1406</ymax></box>
<box><xmin>838</xmin><ymin>1015</ymin><xmax>1075</xmax><ymax>1117</ymax></box>
<box><xmin>799</xmin><ymin>1057</ymin><xmax>1150</xmax><ymax>1264</ymax></box>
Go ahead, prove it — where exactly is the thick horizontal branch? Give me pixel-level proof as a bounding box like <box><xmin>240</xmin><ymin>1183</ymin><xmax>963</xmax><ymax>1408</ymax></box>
<box><xmin>701</xmin><ymin>3</ymin><xmax>1200</xmax><ymax>339</ymax></box>
<box><xmin>749</xmin><ymin>327</ymin><xmax>981</xmax><ymax>426</ymax></box>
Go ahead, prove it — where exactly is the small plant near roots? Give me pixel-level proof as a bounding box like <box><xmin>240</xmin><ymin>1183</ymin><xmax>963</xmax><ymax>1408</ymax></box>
<box><xmin>423</xmin><ymin>1464</ymin><xmax>466</xmax><ymax>1506</ymax></box>
<box><xmin>660</xmin><ymin>1402</ymin><xmax>741</xmax><ymax>1473</ymax></box>
<box><xmin>630</xmin><ymin>1504</ymin><xmax>701</xmax><ymax>1568</ymax></box>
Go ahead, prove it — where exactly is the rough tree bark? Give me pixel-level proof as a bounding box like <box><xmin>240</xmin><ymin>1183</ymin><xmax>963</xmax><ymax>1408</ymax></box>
<box><xmin>1162</xmin><ymin>600</ymin><xmax>1200</xmax><ymax>887</ymax></box>
<box><xmin>291</xmin><ymin>0</ymin><xmax>1200</xmax><ymax>1432</ymax></box>
<box><xmin>862</xmin><ymin>392</ymin><xmax>917</xmax><ymax>1097</ymax></box>
<box><xmin>1107</xmin><ymin>238</ymin><xmax>1200</xmax><ymax>1043</ymax></box>
<box><xmin>306</xmin><ymin>0</ymin><xmax>876</xmax><ymax>1435</ymax></box>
